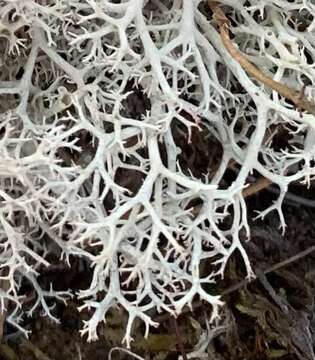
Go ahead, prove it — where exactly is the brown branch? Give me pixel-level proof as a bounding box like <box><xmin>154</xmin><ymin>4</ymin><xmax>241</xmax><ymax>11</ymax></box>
<box><xmin>242</xmin><ymin>177</ymin><xmax>272</xmax><ymax>198</ymax></box>
<box><xmin>208</xmin><ymin>0</ymin><xmax>315</xmax><ymax>116</ymax></box>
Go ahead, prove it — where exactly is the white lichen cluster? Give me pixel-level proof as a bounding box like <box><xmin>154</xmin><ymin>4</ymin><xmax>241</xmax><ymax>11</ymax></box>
<box><xmin>0</xmin><ymin>0</ymin><xmax>315</xmax><ymax>347</ymax></box>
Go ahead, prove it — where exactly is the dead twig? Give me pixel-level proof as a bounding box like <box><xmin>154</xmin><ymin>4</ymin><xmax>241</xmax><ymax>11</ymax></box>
<box><xmin>154</xmin><ymin>239</ymin><xmax>315</xmax><ymax>322</ymax></box>
<box><xmin>208</xmin><ymin>0</ymin><xmax>315</xmax><ymax>116</ymax></box>
<box><xmin>242</xmin><ymin>177</ymin><xmax>272</xmax><ymax>198</ymax></box>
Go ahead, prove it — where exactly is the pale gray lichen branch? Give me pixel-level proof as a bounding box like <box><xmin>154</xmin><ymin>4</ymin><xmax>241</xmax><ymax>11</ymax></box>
<box><xmin>0</xmin><ymin>0</ymin><xmax>314</xmax><ymax>347</ymax></box>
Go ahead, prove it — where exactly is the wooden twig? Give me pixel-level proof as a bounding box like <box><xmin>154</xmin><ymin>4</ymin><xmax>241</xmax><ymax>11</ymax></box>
<box><xmin>208</xmin><ymin>0</ymin><xmax>315</xmax><ymax>116</ymax></box>
<box><xmin>155</xmin><ymin>240</ymin><xmax>315</xmax><ymax>323</ymax></box>
<box><xmin>242</xmin><ymin>177</ymin><xmax>272</xmax><ymax>198</ymax></box>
